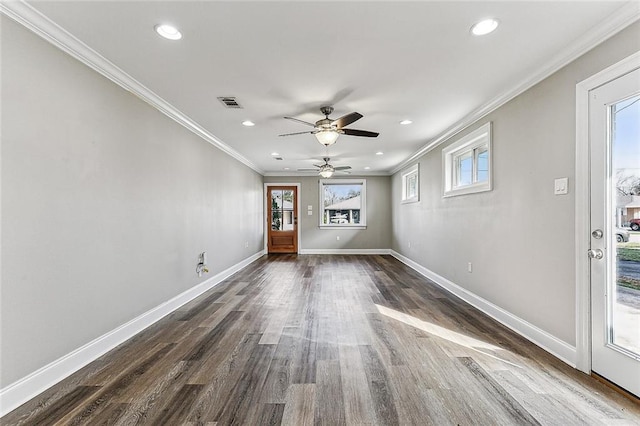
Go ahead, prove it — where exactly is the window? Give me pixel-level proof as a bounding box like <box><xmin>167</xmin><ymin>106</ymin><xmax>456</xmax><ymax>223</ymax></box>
<box><xmin>319</xmin><ymin>179</ymin><xmax>366</xmax><ymax>228</ymax></box>
<box><xmin>443</xmin><ymin>122</ymin><xmax>492</xmax><ymax>197</ymax></box>
<box><xmin>401</xmin><ymin>163</ymin><xmax>419</xmax><ymax>203</ymax></box>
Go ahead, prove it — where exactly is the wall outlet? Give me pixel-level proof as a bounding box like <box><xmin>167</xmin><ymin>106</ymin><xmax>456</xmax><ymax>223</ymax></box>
<box><xmin>468</xmin><ymin>262</ymin><xmax>473</xmax><ymax>273</ymax></box>
<box><xmin>408</xmin><ymin>241</ymin><xmax>411</xmax><ymax>248</ymax></box>
<box><xmin>197</xmin><ymin>252</ymin><xmax>208</xmax><ymax>277</ymax></box>
<box><xmin>336</xmin><ymin>236</ymin><xmax>340</xmax><ymax>241</ymax></box>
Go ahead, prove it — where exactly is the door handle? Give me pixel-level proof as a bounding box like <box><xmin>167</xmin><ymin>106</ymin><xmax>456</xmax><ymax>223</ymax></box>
<box><xmin>588</xmin><ymin>249</ymin><xmax>604</xmax><ymax>259</ymax></box>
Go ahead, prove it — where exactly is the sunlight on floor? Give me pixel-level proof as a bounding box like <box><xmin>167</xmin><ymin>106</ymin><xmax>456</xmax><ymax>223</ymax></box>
<box><xmin>375</xmin><ymin>303</ymin><xmax>523</xmax><ymax>368</ymax></box>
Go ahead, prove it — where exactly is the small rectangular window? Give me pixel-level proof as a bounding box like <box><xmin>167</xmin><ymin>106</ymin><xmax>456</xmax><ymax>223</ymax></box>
<box><xmin>319</xmin><ymin>179</ymin><xmax>366</xmax><ymax>228</ymax></box>
<box><xmin>443</xmin><ymin>122</ymin><xmax>492</xmax><ymax>197</ymax></box>
<box><xmin>401</xmin><ymin>164</ymin><xmax>419</xmax><ymax>203</ymax></box>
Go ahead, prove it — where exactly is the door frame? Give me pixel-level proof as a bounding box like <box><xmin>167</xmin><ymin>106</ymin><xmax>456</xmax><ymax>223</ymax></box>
<box><xmin>263</xmin><ymin>183</ymin><xmax>301</xmax><ymax>254</ymax></box>
<box><xmin>575</xmin><ymin>51</ymin><xmax>640</xmax><ymax>373</ymax></box>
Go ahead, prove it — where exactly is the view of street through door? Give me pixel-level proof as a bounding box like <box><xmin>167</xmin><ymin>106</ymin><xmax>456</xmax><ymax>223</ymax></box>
<box><xmin>613</xmin><ymin>91</ymin><xmax>640</xmax><ymax>358</ymax></box>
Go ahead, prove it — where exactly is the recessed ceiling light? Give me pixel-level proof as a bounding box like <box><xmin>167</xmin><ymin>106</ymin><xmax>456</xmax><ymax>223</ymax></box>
<box><xmin>364</xmin><ymin>166</ymin><xmax>371</xmax><ymax>170</ymax></box>
<box><xmin>154</xmin><ymin>24</ymin><xmax>182</xmax><ymax>40</ymax></box>
<box><xmin>242</xmin><ymin>120</ymin><xmax>255</xmax><ymax>127</ymax></box>
<box><xmin>471</xmin><ymin>18</ymin><xmax>499</xmax><ymax>36</ymax></box>
<box><xmin>376</xmin><ymin>151</ymin><xmax>384</xmax><ymax>156</ymax></box>
<box><xmin>283</xmin><ymin>167</ymin><xmax>290</xmax><ymax>170</ymax></box>
<box><xmin>400</xmin><ymin>120</ymin><xmax>413</xmax><ymax>125</ymax></box>
<box><xmin>271</xmin><ymin>152</ymin><xmax>280</xmax><ymax>156</ymax></box>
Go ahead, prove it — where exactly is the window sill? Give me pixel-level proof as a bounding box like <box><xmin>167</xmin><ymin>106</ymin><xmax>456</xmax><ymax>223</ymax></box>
<box><xmin>443</xmin><ymin>182</ymin><xmax>491</xmax><ymax>198</ymax></box>
<box><xmin>401</xmin><ymin>197</ymin><xmax>420</xmax><ymax>204</ymax></box>
<box><xmin>319</xmin><ymin>225</ymin><xmax>367</xmax><ymax>230</ymax></box>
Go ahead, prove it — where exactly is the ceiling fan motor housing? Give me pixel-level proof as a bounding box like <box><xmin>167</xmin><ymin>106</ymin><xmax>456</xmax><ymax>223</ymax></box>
<box><xmin>320</xmin><ymin>106</ymin><xmax>334</xmax><ymax>116</ymax></box>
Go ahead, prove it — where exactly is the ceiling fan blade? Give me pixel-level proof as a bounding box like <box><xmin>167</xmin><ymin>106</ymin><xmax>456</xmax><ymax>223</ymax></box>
<box><xmin>284</xmin><ymin>116</ymin><xmax>317</xmax><ymax>127</ymax></box>
<box><xmin>334</xmin><ymin>166</ymin><xmax>352</xmax><ymax>171</ymax></box>
<box><xmin>342</xmin><ymin>128</ymin><xmax>379</xmax><ymax>137</ymax></box>
<box><xmin>297</xmin><ymin>168</ymin><xmax>319</xmax><ymax>172</ymax></box>
<box><xmin>279</xmin><ymin>130</ymin><xmax>315</xmax><ymax>137</ymax></box>
<box><xmin>332</xmin><ymin>112</ymin><xmax>363</xmax><ymax>129</ymax></box>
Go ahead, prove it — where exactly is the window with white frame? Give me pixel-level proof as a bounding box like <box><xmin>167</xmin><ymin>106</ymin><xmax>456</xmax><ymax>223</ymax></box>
<box><xmin>401</xmin><ymin>163</ymin><xmax>419</xmax><ymax>203</ymax></box>
<box><xmin>319</xmin><ymin>179</ymin><xmax>366</xmax><ymax>228</ymax></box>
<box><xmin>442</xmin><ymin>122</ymin><xmax>492</xmax><ymax>197</ymax></box>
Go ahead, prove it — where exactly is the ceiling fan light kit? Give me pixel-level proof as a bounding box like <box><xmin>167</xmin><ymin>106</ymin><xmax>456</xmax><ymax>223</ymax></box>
<box><xmin>319</xmin><ymin>167</ymin><xmax>334</xmax><ymax>178</ymax></box>
<box><xmin>315</xmin><ymin>129</ymin><xmax>340</xmax><ymax>146</ymax></box>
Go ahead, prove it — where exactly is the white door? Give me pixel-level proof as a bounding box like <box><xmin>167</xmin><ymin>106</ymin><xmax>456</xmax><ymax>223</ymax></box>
<box><xmin>589</xmin><ymin>67</ymin><xmax>640</xmax><ymax>397</ymax></box>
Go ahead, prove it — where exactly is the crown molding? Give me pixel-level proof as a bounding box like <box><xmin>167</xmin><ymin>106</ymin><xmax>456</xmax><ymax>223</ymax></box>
<box><xmin>0</xmin><ymin>0</ymin><xmax>264</xmax><ymax>175</ymax></box>
<box><xmin>263</xmin><ymin>171</ymin><xmax>391</xmax><ymax>177</ymax></box>
<box><xmin>391</xmin><ymin>1</ymin><xmax>640</xmax><ymax>175</ymax></box>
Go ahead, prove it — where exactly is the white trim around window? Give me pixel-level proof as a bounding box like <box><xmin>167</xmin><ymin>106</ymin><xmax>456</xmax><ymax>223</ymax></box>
<box><xmin>442</xmin><ymin>122</ymin><xmax>492</xmax><ymax>197</ymax></box>
<box><xmin>401</xmin><ymin>163</ymin><xmax>420</xmax><ymax>204</ymax></box>
<box><xmin>319</xmin><ymin>179</ymin><xmax>367</xmax><ymax>229</ymax></box>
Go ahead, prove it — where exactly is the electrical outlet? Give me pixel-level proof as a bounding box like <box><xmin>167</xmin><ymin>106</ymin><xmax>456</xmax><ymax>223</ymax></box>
<box><xmin>196</xmin><ymin>252</ymin><xmax>208</xmax><ymax>277</ymax></box>
<box><xmin>468</xmin><ymin>262</ymin><xmax>473</xmax><ymax>273</ymax></box>
<box><xmin>408</xmin><ymin>241</ymin><xmax>411</xmax><ymax>248</ymax></box>
<box><xmin>336</xmin><ymin>236</ymin><xmax>340</xmax><ymax>241</ymax></box>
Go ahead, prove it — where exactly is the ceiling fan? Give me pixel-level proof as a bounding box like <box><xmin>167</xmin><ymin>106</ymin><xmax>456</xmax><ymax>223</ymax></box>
<box><xmin>297</xmin><ymin>157</ymin><xmax>352</xmax><ymax>178</ymax></box>
<box><xmin>279</xmin><ymin>106</ymin><xmax>379</xmax><ymax>146</ymax></box>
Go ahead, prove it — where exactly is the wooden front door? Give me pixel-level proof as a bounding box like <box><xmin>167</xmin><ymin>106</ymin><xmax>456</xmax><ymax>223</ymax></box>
<box><xmin>267</xmin><ymin>186</ymin><xmax>298</xmax><ymax>253</ymax></box>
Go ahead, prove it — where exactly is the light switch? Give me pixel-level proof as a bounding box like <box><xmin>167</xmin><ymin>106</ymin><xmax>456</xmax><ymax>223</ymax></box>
<box><xmin>307</xmin><ymin>210</ymin><xmax>312</xmax><ymax>216</ymax></box>
<box><xmin>554</xmin><ymin>177</ymin><xmax>568</xmax><ymax>195</ymax></box>
<box><xmin>307</xmin><ymin>205</ymin><xmax>313</xmax><ymax>210</ymax></box>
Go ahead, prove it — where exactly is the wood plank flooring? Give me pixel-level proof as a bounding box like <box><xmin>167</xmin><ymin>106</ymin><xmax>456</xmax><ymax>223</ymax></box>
<box><xmin>3</xmin><ymin>254</ymin><xmax>639</xmax><ymax>425</ymax></box>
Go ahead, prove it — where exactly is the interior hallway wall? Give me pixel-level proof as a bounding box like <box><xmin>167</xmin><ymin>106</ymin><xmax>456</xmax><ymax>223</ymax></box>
<box><xmin>391</xmin><ymin>22</ymin><xmax>640</xmax><ymax>347</ymax></box>
<box><xmin>1</xmin><ymin>17</ymin><xmax>264</xmax><ymax>387</ymax></box>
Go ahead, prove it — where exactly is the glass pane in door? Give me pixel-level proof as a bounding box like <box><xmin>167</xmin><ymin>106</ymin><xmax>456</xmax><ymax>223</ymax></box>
<box><xmin>271</xmin><ymin>190</ymin><xmax>283</xmax><ymax>230</ymax></box>
<box><xmin>282</xmin><ymin>189</ymin><xmax>294</xmax><ymax>230</ymax></box>
<box><xmin>612</xmin><ymin>94</ymin><xmax>640</xmax><ymax>357</ymax></box>
<box><xmin>282</xmin><ymin>210</ymin><xmax>294</xmax><ymax>230</ymax></box>
<box><xmin>271</xmin><ymin>212</ymin><xmax>283</xmax><ymax>231</ymax></box>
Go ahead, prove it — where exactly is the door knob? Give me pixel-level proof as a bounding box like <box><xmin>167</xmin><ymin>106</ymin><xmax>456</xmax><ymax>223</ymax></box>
<box><xmin>588</xmin><ymin>249</ymin><xmax>604</xmax><ymax>259</ymax></box>
<box><xmin>591</xmin><ymin>229</ymin><xmax>603</xmax><ymax>239</ymax></box>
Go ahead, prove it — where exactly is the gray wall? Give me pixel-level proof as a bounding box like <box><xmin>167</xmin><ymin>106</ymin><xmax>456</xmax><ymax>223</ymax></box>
<box><xmin>1</xmin><ymin>17</ymin><xmax>264</xmax><ymax>387</ymax></box>
<box><xmin>391</xmin><ymin>22</ymin><xmax>640</xmax><ymax>346</ymax></box>
<box><xmin>264</xmin><ymin>175</ymin><xmax>391</xmax><ymax>250</ymax></box>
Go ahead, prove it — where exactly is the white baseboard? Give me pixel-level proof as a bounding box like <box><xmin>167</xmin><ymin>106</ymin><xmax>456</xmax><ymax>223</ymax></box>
<box><xmin>0</xmin><ymin>251</ymin><xmax>265</xmax><ymax>417</ymax></box>
<box><xmin>299</xmin><ymin>249</ymin><xmax>391</xmax><ymax>255</ymax></box>
<box><xmin>390</xmin><ymin>250</ymin><xmax>577</xmax><ymax>367</ymax></box>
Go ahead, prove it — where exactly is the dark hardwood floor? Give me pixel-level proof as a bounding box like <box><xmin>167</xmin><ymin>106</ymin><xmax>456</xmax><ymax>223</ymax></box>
<box><xmin>3</xmin><ymin>254</ymin><xmax>639</xmax><ymax>425</ymax></box>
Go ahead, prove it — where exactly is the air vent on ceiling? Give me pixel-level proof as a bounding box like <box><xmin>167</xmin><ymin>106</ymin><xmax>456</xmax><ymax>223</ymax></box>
<box><xmin>274</xmin><ymin>157</ymin><xmax>283</xmax><ymax>161</ymax></box>
<box><xmin>217</xmin><ymin>97</ymin><xmax>243</xmax><ymax>109</ymax></box>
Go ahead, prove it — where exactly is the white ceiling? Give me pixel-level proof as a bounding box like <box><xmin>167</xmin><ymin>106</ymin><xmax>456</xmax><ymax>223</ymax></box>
<box><xmin>23</xmin><ymin>1</ymin><xmax>636</xmax><ymax>174</ymax></box>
